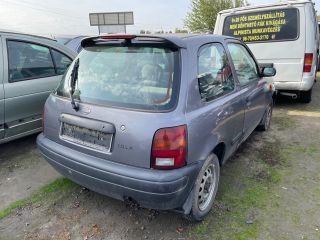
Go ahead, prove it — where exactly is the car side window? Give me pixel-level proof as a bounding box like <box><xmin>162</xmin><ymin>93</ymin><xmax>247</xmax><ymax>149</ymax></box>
<box><xmin>52</xmin><ymin>50</ymin><xmax>72</xmax><ymax>75</ymax></box>
<box><xmin>198</xmin><ymin>43</ymin><xmax>235</xmax><ymax>101</ymax></box>
<box><xmin>7</xmin><ymin>40</ymin><xmax>55</xmax><ymax>82</ymax></box>
<box><xmin>228</xmin><ymin>43</ymin><xmax>259</xmax><ymax>86</ymax></box>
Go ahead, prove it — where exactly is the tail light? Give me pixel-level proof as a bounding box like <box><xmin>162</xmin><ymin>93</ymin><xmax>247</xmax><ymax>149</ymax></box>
<box><xmin>303</xmin><ymin>53</ymin><xmax>313</xmax><ymax>73</ymax></box>
<box><xmin>151</xmin><ymin>125</ymin><xmax>187</xmax><ymax>170</ymax></box>
<box><xmin>42</xmin><ymin>110</ymin><xmax>45</xmax><ymax>130</ymax></box>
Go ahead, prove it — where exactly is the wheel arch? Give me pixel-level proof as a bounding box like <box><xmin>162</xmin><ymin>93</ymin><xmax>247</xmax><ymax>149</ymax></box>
<box><xmin>212</xmin><ymin>142</ymin><xmax>226</xmax><ymax>166</ymax></box>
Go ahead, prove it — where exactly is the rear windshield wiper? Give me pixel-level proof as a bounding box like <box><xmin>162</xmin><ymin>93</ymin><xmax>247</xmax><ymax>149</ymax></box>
<box><xmin>70</xmin><ymin>59</ymin><xmax>80</xmax><ymax>111</ymax></box>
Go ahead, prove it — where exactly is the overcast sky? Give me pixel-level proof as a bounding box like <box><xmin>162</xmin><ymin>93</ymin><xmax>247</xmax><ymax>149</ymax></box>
<box><xmin>0</xmin><ymin>0</ymin><xmax>319</xmax><ymax>36</ymax></box>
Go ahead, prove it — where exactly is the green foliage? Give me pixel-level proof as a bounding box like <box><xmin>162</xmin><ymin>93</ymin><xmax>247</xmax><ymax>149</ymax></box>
<box><xmin>0</xmin><ymin>178</ymin><xmax>76</xmax><ymax>220</ymax></box>
<box><xmin>175</xmin><ymin>28</ymin><xmax>189</xmax><ymax>33</ymax></box>
<box><xmin>185</xmin><ymin>0</ymin><xmax>247</xmax><ymax>33</ymax></box>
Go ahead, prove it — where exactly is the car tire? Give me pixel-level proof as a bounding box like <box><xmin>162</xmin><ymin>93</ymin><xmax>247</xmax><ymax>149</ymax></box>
<box><xmin>188</xmin><ymin>154</ymin><xmax>220</xmax><ymax>222</ymax></box>
<box><xmin>257</xmin><ymin>103</ymin><xmax>273</xmax><ymax>131</ymax></box>
<box><xmin>300</xmin><ymin>88</ymin><xmax>312</xmax><ymax>104</ymax></box>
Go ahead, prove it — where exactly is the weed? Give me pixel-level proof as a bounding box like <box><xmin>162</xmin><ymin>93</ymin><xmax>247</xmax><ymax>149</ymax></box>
<box><xmin>0</xmin><ymin>178</ymin><xmax>76</xmax><ymax>220</ymax></box>
<box><xmin>272</xmin><ymin>116</ymin><xmax>296</xmax><ymax>131</ymax></box>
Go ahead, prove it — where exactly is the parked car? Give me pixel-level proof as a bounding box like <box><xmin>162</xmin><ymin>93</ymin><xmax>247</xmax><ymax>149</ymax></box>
<box><xmin>64</xmin><ymin>36</ymin><xmax>88</xmax><ymax>53</ymax></box>
<box><xmin>214</xmin><ymin>0</ymin><xmax>319</xmax><ymax>103</ymax></box>
<box><xmin>37</xmin><ymin>34</ymin><xmax>276</xmax><ymax>221</ymax></box>
<box><xmin>0</xmin><ymin>31</ymin><xmax>76</xmax><ymax>144</ymax></box>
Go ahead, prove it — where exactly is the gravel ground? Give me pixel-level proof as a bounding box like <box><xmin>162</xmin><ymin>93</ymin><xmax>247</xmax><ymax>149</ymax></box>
<box><xmin>0</xmin><ymin>135</ymin><xmax>59</xmax><ymax>210</ymax></box>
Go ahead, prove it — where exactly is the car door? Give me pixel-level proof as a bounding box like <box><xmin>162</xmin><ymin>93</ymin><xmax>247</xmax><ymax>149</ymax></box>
<box><xmin>227</xmin><ymin>41</ymin><xmax>267</xmax><ymax>139</ymax></box>
<box><xmin>2</xmin><ymin>36</ymin><xmax>72</xmax><ymax>138</ymax></box>
<box><xmin>0</xmin><ymin>35</ymin><xmax>4</xmax><ymax>140</ymax></box>
<box><xmin>187</xmin><ymin>42</ymin><xmax>245</xmax><ymax>163</ymax></box>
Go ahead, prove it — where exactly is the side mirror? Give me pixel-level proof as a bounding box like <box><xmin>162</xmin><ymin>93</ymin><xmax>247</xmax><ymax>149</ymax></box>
<box><xmin>259</xmin><ymin>63</ymin><xmax>276</xmax><ymax>77</ymax></box>
<box><xmin>262</xmin><ymin>67</ymin><xmax>276</xmax><ymax>77</ymax></box>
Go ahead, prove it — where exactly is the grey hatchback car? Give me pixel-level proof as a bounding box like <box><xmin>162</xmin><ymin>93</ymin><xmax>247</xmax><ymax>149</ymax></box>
<box><xmin>37</xmin><ymin>34</ymin><xmax>276</xmax><ymax>221</ymax></box>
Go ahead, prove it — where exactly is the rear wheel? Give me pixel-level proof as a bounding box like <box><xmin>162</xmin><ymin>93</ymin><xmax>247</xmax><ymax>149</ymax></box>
<box><xmin>188</xmin><ymin>154</ymin><xmax>220</xmax><ymax>221</ymax></box>
<box><xmin>300</xmin><ymin>88</ymin><xmax>312</xmax><ymax>103</ymax></box>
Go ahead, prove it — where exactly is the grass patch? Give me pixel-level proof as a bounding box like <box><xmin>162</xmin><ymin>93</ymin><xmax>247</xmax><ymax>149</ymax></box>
<box><xmin>189</xmin><ymin>163</ymin><xmax>282</xmax><ymax>239</ymax></box>
<box><xmin>257</xmin><ymin>140</ymin><xmax>286</xmax><ymax>166</ymax></box>
<box><xmin>0</xmin><ymin>178</ymin><xmax>76</xmax><ymax>220</ymax></box>
<box><xmin>189</xmin><ymin>140</ymin><xmax>293</xmax><ymax>240</ymax></box>
<box><xmin>237</xmin><ymin>223</ymin><xmax>259</xmax><ymax>240</ymax></box>
<box><xmin>272</xmin><ymin>116</ymin><xmax>296</xmax><ymax>131</ymax></box>
<box><xmin>288</xmin><ymin>145</ymin><xmax>319</xmax><ymax>156</ymax></box>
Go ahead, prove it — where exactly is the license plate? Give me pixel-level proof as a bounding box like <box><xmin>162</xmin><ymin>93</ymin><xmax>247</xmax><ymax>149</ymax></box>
<box><xmin>60</xmin><ymin>122</ymin><xmax>113</xmax><ymax>152</ymax></box>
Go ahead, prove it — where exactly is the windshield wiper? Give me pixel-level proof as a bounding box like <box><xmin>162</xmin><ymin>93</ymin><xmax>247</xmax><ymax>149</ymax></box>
<box><xmin>70</xmin><ymin>59</ymin><xmax>80</xmax><ymax>111</ymax></box>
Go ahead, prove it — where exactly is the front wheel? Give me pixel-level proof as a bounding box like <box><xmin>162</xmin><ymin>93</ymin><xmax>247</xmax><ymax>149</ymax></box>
<box><xmin>188</xmin><ymin>154</ymin><xmax>220</xmax><ymax>221</ymax></box>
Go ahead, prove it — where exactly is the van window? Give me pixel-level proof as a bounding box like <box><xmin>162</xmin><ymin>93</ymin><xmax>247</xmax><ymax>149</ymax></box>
<box><xmin>52</xmin><ymin>50</ymin><xmax>72</xmax><ymax>75</ymax></box>
<box><xmin>198</xmin><ymin>43</ymin><xmax>234</xmax><ymax>101</ymax></box>
<box><xmin>228</xmin><ymin>43</ymin><xmax>259</xmax><ymax>85</ymax></box>
<box><xmin>223</xmin><ymin>8</ymin><xmax>299</xmax><ymax>43</ymax></box>
<box><xmin>7</xmin><ymin>41</ymin><xmax>55</xmax><ymax>82</ymax></box>
<box><xmin>56</xmin><ymin>46</ymin><xmax>180</xmax><ymax>111</ymax></box>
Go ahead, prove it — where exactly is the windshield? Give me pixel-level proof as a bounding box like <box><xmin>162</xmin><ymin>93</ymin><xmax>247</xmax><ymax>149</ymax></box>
<box><xmin>55</xmin><ymin>45</ymin><xmax>180</xmax><ymax>111</ymax></box>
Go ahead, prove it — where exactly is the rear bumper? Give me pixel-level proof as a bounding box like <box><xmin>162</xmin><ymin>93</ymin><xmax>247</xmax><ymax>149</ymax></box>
<box><xmin>37</xmin><ymin>133</ymin><xmax>201</xmax><ymax>210</ymax></box>
<box><xmin>274</xmin><ymin>76</ymin><xmax>315</xmax><ymax>91</ymax></box>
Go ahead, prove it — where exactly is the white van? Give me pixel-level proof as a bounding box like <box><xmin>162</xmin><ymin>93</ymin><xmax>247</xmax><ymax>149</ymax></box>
<box><xmin>214</xmin><ymin>0</ymin><xmax>319</xmax><ymax>103</ymax></box>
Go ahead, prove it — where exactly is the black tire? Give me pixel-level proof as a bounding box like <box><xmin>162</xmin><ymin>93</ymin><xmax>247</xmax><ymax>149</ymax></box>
<box><xmin>257</xmin><ymin>103</ymin><xmax>273</xmax><ymax>131</ymax></box>
<box><xmin>300</xmin><ymin>88</ymin><xmax>312</xmax><ymax>104</ymax></box>
<box><xmin>188</xmin><ymin>154</ymin><xmax>220</xmax><ymax>221</ymax></box>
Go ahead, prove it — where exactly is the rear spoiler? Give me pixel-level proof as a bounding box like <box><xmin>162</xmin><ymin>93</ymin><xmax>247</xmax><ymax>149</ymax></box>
<box><xmin>81</xmin><ymin>35</ymin><xmax>187</xmax><ymax>49</ymax></box>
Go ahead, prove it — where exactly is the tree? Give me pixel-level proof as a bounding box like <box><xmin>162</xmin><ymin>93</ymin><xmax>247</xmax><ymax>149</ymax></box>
<box><xmin>140</xmin><ymin>30</ymin><xmax>152</xmax><ymax>34</ymax></box>
<box><xmin>185</xmin><ymin>0</ymin><xmax>247</xmax><ymax>33</ymax></box>
<box><xmin>175</xmin><ymin>28</ymin><xmax>189</xmax><ymax>34</ymax></box>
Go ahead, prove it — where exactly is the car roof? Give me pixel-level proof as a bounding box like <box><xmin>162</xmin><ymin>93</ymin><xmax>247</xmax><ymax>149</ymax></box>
<box><xmin>81</xmin><ymin>34</ymin><xmax>235</xmax><ymax>49</ymax></box>
<box><xmin>218</xmin><ymin>0</ymin><xmax>312</xmax><ymax>14</ymax></box>
<box><xmin>0</xmin><ymin>29</ymin><xmax>77</xmax><ymax>59</ymax></box>
<box><xmin>0</xmin><ymin>29</ymin><xmax>55</xmax><ymax>41</ymax></box>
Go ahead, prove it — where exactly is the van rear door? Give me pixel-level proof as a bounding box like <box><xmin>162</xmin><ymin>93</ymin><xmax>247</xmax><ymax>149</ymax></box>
<box><xmin>217</xmin><ymin>6</ymin><xmax>305</xmax><ymax>86</ymax></box>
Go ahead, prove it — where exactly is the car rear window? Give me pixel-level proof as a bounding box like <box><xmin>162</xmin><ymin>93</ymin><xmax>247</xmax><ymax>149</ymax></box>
<box><xmin>223</xmin><ymin>8</ymin><xmax>299</xmax><ymax>43</ymax></box>
<box><xmin>55</xmin><ymin>45</ymin><xmax>180</xmax><ymax>111</ymax></box>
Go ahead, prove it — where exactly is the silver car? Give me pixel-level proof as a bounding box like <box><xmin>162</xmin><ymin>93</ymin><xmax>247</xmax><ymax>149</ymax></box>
<box><xmin>0</xmin><ymin>31</ymin><xmax>76</xmax><ymax>144</ymax></box>
<box><xmin>37</xmin><ymin>35</ymin><xmax>275</xmax><ymax>221</ymax></box>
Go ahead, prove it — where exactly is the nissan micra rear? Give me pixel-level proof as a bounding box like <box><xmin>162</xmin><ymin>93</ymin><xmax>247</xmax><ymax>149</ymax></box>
<box><xmin>37</xmin><ymin>34</ymin><xmax>275</xmax><ymax>221</ymax></box>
